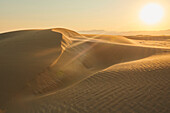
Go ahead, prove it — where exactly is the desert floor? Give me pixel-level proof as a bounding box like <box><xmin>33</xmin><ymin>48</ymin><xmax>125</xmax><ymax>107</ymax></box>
<box><xmin>0</xmin><ymin>28</ymin><xmax>169</xmax><ymax>113</ymax></box>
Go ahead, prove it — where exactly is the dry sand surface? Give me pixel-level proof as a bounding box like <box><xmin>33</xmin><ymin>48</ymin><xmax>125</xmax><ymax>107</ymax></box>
<box><xmin>0</xmin><ymin>28</ymin><xmax>169</xmax><ymax>113</ymax></box>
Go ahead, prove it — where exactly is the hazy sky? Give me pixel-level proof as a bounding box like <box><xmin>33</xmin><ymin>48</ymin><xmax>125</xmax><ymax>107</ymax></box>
<box><xmin>0</xmin><ymin>0</ymin><xmax>170</xmax><ymax>33</ymax></box>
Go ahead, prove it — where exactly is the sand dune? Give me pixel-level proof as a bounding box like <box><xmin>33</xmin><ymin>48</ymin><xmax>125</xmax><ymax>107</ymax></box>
<box><xmin>0</xmin><ymin>28</ymin><xmax>169</xmax><ymax>113</ymax></box>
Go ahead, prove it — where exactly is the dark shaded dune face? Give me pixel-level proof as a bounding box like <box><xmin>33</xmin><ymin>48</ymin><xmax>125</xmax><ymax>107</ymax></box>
<box><xmin>0</xmin><ymin>29</ymin><xmax>68</xmax><ymax>107</ymax></box>
<box><xmin>0</xmin><ymin>30</ymin><xmax>39</xmax><ymax>41</ymax></box>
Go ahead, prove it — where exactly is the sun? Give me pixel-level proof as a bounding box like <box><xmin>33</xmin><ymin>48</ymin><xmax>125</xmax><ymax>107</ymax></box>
<box><xmin>139</xmin><ymin>3</ymin><xmax>164</xmax><ymax>25</ymax></box>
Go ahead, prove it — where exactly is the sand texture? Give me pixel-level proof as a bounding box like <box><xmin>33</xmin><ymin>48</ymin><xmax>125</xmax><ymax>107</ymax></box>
<box><xmin>0</xmin><ymin>28</ymin><xmax>169</xmax><ymax>113</ymax></box>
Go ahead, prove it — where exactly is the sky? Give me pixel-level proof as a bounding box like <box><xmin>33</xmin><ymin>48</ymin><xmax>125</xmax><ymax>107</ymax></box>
<box><xmin>0</xmin><ymin>0</ymin><xmax>170</xmax><ymax>33</ymax></box>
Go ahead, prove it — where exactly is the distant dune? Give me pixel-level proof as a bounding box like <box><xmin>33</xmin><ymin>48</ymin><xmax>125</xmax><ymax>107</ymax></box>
<box><xmin>0</xmin><ymin>28</ymin><xmax>169</xmax><ymax>113</ymax></box>
<box><xmin>79</xmin><ymin>29</ymin><xmax>170</xmax><ymax>36</ymax></box>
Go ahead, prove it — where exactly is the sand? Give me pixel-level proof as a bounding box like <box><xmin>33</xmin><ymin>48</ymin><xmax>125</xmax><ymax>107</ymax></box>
<box><xmin>0</xmin><ymin>28</ymin><xmax>169</xmax><ymax>113</ymax></box>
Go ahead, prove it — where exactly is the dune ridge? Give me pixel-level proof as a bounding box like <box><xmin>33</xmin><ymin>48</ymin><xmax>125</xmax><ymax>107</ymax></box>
<box><xmin>0</xmin><ymin>28</ymin><xmax>169</xmax><ymax>113</ymax></box>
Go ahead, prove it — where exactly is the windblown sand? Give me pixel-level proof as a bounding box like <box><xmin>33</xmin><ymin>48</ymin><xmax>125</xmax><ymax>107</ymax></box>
<box><xmin>0</xmin><ymin>28</ymin><xmax>169</xmax><ymax>113</ymax></box>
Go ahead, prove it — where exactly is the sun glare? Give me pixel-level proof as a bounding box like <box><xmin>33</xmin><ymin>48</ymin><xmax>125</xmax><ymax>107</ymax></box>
<box><xmin>139</xmin><ymin>3</ymin><xmax>164</xmax><ymax>25</ymax></box>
